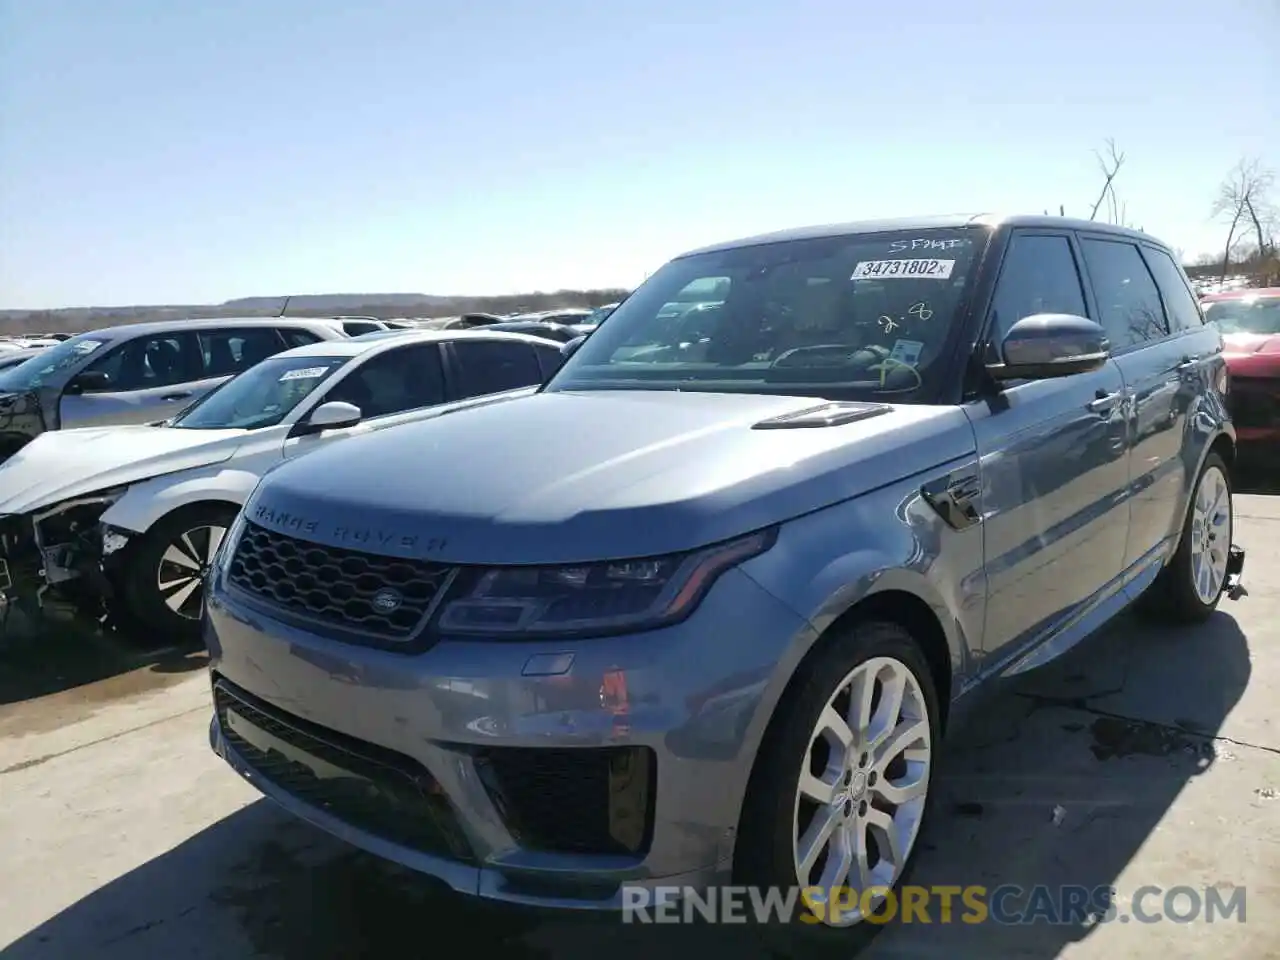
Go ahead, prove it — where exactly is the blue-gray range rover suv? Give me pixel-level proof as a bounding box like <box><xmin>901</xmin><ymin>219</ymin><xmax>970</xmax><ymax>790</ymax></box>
<box><xmin>206</xmin><ymin>214</ymin><xmax>1244</xmax><ymax>951</ymax></box>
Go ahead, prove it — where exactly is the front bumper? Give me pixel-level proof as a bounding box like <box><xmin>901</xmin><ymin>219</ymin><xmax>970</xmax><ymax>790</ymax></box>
<box><xmin>1226</xmin><ymin>373</ymin><xmax>1280</xmax><ymax>445</ymax></box>
<box><xmin>205</xmin><ymin>565</ymin><xmax>814</xmax><ymax>910</ymax></box>
<box><xmin>0</xmin><ymin>511</ymin><xmax>119</xmax><ymax>618</ymax></box>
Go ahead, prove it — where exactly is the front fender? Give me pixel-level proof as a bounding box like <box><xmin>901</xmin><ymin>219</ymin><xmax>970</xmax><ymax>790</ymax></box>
<box><xmin>100</xmin><ymin>466</ymin><xmax>262</xmax><ymax>534</ymax></box>
<box><xmin>738</xmin><ymin>461</ymin><xmax>987</xmax><ymax>709</ymax></box>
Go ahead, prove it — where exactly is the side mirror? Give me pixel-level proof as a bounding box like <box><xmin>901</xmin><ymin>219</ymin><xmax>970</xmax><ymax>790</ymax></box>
<box><xmin>986</xmin><ymin>314</ymin><xmax>1110</xmax><ymax>382</ymax></box>
<box><xmin>292</xmin><ymin>400</ymin><xmax>362</xmax><ymax>436</ymax></box>
<box><xmin>66</xmin><ymin>370</ymin><xmax>111</xmax><ymax>394</ymax></box>
<box><xmin>561</xmin><ymin>336</ymin><xmax>587</xmax><ymax>360</ymax></box>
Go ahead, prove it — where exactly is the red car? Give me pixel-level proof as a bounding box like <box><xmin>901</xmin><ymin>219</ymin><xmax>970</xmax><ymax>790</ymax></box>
<box><xmin>1203</xmin><ymin>287</ymin><xmax>1280</xmax><ymax>449</ymax></box>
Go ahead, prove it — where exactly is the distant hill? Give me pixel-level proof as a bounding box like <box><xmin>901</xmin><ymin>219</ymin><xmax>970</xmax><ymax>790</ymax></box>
<box><xmin>0</xmin><ymin>289</ymin><xmax>630</xmax><ymax>336</ymax></box>
<box><xmin>220</xmin><ymin>293</ymin><xmax>455</xmax><ymax>312</ymax></box>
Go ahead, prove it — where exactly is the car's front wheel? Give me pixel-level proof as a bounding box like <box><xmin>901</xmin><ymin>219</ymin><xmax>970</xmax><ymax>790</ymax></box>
<box><xmin>736</xmin><ymin>620</ymin><xmax>941</xmax><ymax>955</ymax></box>
<box><xmin>120</xmin><ymin>503</ymin><xmax>238</xmax><ymax>644</ymax></box>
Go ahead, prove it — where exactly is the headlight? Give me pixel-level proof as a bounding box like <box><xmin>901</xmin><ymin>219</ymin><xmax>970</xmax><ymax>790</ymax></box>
<box><xmin>435</xmin><ymin>528</ymin><xmax>776</xmax><ymax>637</ymax></box>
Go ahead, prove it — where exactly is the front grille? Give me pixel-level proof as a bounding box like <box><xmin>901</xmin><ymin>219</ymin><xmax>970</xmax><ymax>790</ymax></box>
<box><xmin>213</xmin><ymin>678</ymin><xmax>474</xmax><ymax>862</ymax></box>
<box><xmin>1228</xmin><ymin>379</ymin><xmax>1278</xmax><ymax>428</ymax></box>
<box><xmin>226</xmin><ymin>521</ymin><xmax>455</xmax><ymax>639</ymax></box>
<box><xmin>475</xmin><ymin>745</ymin><xmax>656</xmax><ymax>857</ymax></box>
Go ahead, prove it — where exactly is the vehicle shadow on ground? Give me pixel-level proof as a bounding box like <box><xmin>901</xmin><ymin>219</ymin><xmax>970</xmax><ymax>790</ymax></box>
<box><xmin>869</xmin><ymin>608</ymin><xmax>1249</xmax><ymax>958</ymax></box>
<box><xmin>2</xmin><ymin>611</ymin><xmax>1250</xmax><ymax>960</ymax></box>
<box><xmin>0</xmin><ymin>611</ymin><xmax>206</xmax><ymax>708</ymax></box>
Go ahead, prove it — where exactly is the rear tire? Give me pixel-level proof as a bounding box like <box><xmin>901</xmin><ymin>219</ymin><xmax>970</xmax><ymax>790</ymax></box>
<box><xmin>734</xmin><ymin>620</ymin><xmax>941</xmax><ymax>957</ymax></box>
<box><xmin>121</xmin><ymin>503</ymin><xmax>237</xmax><ymax>645</ymax></box>
<box><xmin>1138</xmin><ymin>452</ymin><xmax>1233</xmax><ymax>624</ymax></box>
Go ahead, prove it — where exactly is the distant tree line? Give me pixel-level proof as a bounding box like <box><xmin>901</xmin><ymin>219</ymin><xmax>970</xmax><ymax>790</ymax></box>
<box><xmin>0</xmin><ymin>288</ymin><xmax>632</xmax><ymax>337</ymax></box>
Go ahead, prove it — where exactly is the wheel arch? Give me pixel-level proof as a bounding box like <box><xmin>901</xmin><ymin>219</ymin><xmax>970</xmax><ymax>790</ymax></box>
<box><xmin>775</xmin><ymin>584</ymin><xmax>956</xmax><ymax>741</ymax></box>
<box><xmin>100</xmin><ymin>467</ymin><xmax>259</xmax><ymax>535</ymax></box>
<box><xmin>1166</xmin><ymin>432</ymin><xmax>1236</xmax><ymax>557</ymax></box>
<box><xmin>1209</xmin><ymin>432</ymin><xmax>1235</xmax><ymax>478</ymax></box>
<box><xmin>730</xmin><ymin>583</ymin><xmax>953</xmax><ymax>888</ymax></box>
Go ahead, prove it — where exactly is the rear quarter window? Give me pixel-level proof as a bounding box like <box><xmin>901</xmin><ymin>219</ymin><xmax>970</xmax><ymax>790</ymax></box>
<box><xmin>1141</xmin><ymin>247</ymin><xmax>1204</xmax><ymax>332</ymax></box>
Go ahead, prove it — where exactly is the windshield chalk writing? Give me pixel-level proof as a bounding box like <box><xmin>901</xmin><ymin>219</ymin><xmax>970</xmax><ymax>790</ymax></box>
<box><xmin>888</xmin><ymin>238</ymin><xmax>969</xmax><ymax>253</ymax></box>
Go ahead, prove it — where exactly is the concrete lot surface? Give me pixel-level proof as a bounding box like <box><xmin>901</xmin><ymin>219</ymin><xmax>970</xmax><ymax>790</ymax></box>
<box><xmin>2</xmin><ymin>498</ymin><xmax>1278</xmax><ymax>959</ymax></box>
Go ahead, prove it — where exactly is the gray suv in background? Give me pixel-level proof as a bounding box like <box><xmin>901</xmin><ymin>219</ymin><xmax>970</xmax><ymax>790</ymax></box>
<box><xmin>0</xmin><ymin>317</ymin><xmax>345</xmax><ymax>458</ymax></box>
<box><xmin>206</xmin><ymin>215</ymin><xmax>1244</xmax><ymax>954</ymax></box>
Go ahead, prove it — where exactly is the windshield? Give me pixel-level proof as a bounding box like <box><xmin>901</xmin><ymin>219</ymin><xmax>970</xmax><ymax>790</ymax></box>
<box><xmin>583</xmin><ymin>305</ymin><xmax>616</xmax><ymax>326</ymax></box>
<box><xmin>0</xmin><ymin>334</ymin><xmax>111</xmax><ymax>392</ymax></box>
<box><xmin>173</xmin><ymin>355</ymin><xmax>347</xmax><ymax>430</ymax></box>
<box><xmin>547</xmin><ymin>227</ymin><xmax>987</xmax><ymax>400</ymax></box>
<box><xmin>1205</xmin><ymin>297</ymin><xmax>1280</xmax><ymax>335</ymax></box>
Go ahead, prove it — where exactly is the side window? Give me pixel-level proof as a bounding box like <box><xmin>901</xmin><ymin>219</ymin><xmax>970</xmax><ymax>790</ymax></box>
<box><xmin>278</xmin><ymin>328</ymin><xmax>323</xmax><ymax>349</ymax></box>
<box><xmin>1079</xmin><ymin>238</ymin><xmax>1170</xmax><ymax>349</ymax></box>
<box><xmin>342</xmin><ymin>321</ymin><xmax>381</xmax><ymax>337</ymax></box>
<box><xmin>198</xmin><ymin>328</ymin><xmax>284</xmax><ymax>377</ymax></box>
<box><xmin>83</xmin><ymin>333</ymin><xmax>202</xmax><ymax>391</ymax></box>
<box><xmin>987</xmin><ymin>235</ymin><xmax>1088</xmax><ymax>344</ymax></box>
<box><xmin>534</xmin><ymin>343</ymin><xmax>564</xmax><ymax>379</ymax></box>
<box><xmin>450</xmin><ymin>341</ymin><xmax>543</xmax><ymax>399</ymax></box>
<box><xmin>1141</xmin><ymin>247</ymin><xmax>1204</xmax><ymax>332</ymax></box>
<box><xmin>322</xmin><ymin>344</ymin><xmax>444</xmax><ymax>418</ymax></box>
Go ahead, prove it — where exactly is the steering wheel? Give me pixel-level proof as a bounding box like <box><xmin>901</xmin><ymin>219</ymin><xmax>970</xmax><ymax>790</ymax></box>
<box><xmin>769</xmin><ymin>344</ymin><xmax>862</xmax><ymax>368</ymax></box>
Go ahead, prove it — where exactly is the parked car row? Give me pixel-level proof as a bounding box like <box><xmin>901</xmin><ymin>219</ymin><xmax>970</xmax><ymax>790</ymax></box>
<box><xmin>0</xmin><ymin>318</ymin><xmax>351</xmax><ymax>460</ymax></box>
<box><xmin>184</xmin><ymin>214</ymin><xmax>1242</xmax><ymax>954</ymax></box>
<box><xmin>0</xmin><ymin>216</ymin><xmax>1245</xmax><ymax>952</ymax></box>
<box><xmin>0</xmin><ymin>326</ymin><xmax>566</xmax><ymax>633</ymax></box>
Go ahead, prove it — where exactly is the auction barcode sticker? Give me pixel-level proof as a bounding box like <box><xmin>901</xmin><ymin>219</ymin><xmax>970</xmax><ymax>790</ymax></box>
<box><xmin>851</xmin><ymin>258</ymin><xmax>955</xmax><ymax>280</ymax></box>
<box><xmin>279</xmin><ymin>366</ymin><xmax>330</xmax><ymax>381</ymax></box>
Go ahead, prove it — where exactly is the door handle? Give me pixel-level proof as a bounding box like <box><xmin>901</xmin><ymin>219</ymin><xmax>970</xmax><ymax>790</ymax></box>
<box><xmin>1087</xmin><ymin>389</ymin><xmax>1121</xmax><ymax>413</ymax></box>
<box><xmin>160</xmin><ymin>392</ymin><xmax>191</xmax><ymax>401</ymax></box>
<box><xmin>1177</xmin><ymin>355</ymin><xmax>1202</xmax><ymax>370</ymax></box>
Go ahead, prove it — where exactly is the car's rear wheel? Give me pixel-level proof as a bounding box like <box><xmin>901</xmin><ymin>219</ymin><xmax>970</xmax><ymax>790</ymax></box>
<box><xmin>735</xmin><ymin>620</ymin><xmax>941</xmax><ymax>956</ymax></box>
<box><xmin>121</xmin><ymin>503</ymin><xmax>237</xmax><ymax>645</ymax></box>
<box><xmin>1139</xmin><ymin>452</ymin><xmax>1233</xmax><ymax>624</ymax></box>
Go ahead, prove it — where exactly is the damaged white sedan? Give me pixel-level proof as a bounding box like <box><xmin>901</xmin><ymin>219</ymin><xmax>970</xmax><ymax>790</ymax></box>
<box><xmin>0</xmin><ymin>329</ymin><xmax>560</xmax><ymax>640</ymax></box>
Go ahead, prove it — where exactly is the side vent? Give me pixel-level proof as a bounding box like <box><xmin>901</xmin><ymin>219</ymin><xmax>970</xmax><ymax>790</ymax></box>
<box><xmin>921</xmin><ymin>473</ymin><xmax>982</xmax><ymax>530</ymax></box>
<box><xmin>752</xmin><ymin>402</ymin><xmax>892</xmax><ymax>430</ymax></box>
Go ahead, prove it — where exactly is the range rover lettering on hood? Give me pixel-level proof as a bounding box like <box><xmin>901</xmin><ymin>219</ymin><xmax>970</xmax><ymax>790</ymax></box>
<box><xmin>251</xmin><ymin>504</ymin><xmax>449</xmax><ymax>553</ymax></box>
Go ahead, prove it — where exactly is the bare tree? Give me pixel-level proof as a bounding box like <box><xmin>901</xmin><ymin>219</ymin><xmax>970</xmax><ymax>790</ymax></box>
<box><xmin>1089</xmin><ymin>139</ymin><xmax>1126</xmax><ymax>223</ymax></box>
<box><xmin>1052</xmin><ymin>141</ymin><xmax>1127</xmax><ymax>223</ymax></box>
<box><xmin>1211</xmin><ymin>158</ymin><xmax>1276</xmax><ymax>282</ymax></box>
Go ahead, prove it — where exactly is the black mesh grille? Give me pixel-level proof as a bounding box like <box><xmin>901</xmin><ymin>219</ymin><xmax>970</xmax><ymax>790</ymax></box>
<box><xmin>227</xmin><ymin>521</ymin><xmax>454</xmax><ymax>638</ymax></box>
<box><xmin>475</xmin><ymin>745</ymin><xmax>655</xmax><ymax>857</ymax></box>
<box><xmin>213</xmin><ymin>678</ymin><xmax>474</xmax><ymax>863</ymax></box>
<box><xmin>1229</xmin><ymin>379</ymin><xmax>1278</xmax><ymax>429</ymax></box>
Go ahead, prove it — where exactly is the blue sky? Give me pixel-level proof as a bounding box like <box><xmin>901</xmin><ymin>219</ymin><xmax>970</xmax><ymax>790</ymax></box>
<box><xmin>1</xmin><ymin>0</ymin><xmax>1276</xmax><ymax>309</ymax></box>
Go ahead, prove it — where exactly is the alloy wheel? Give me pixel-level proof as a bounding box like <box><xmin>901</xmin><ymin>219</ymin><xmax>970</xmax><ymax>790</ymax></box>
<box><xmin>1190</xmin><ymin>465</ymin><xmax>1232</xmax><ymax>605</ymax></box>
<box><xmin>156</xmin><ymin>524</ymin><xmax>227</xmax><ymax>619</ymax></box>
<box><xmin>793</xmin><ymin>655</ymin><xmax>932</xmax><ymax>926</ymax></box>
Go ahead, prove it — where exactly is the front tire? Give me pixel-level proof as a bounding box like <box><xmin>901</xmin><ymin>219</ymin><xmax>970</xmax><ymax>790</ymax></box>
<box><xmin>735</xmin><ymin>620</ymin><xmax>941</xmax><ymax>956</ymax></box>
<box><xmin>121</xmin><ymin>503</ymin><xmax>237</xmax><ymax>644</ymax></box>
<box><xmin>1140</xmin><ymin>452</ymin><xmax>1233</xmax><ymax>624</ymax></box>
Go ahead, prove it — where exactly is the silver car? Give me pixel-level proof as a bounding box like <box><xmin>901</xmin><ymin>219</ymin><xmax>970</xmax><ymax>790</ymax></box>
<box><xmin>206</xmin><ymin>215</ymin><xmax>1244</xmax><ymax>954</ymax></box>
<box><xmin>0</xmin><ymin>317</ymin><xmax>345</xmax><ymax>458</ymax></box>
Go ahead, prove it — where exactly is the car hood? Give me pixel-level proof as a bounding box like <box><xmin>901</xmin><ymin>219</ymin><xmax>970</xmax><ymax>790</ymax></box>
<box><xmin>1223</xmin><ymin>333</ymin><xmax>1280</xmax><ymax>357</ymax></box>
<box><xmin>0</xmin><ymin>424</ymin><xmax>248</xmax><ymax>514</ymax></box>
<box><xmin>246</xmin><ymin>390</ymin><xmax>977</xmax><ymax>564</ymax></box>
